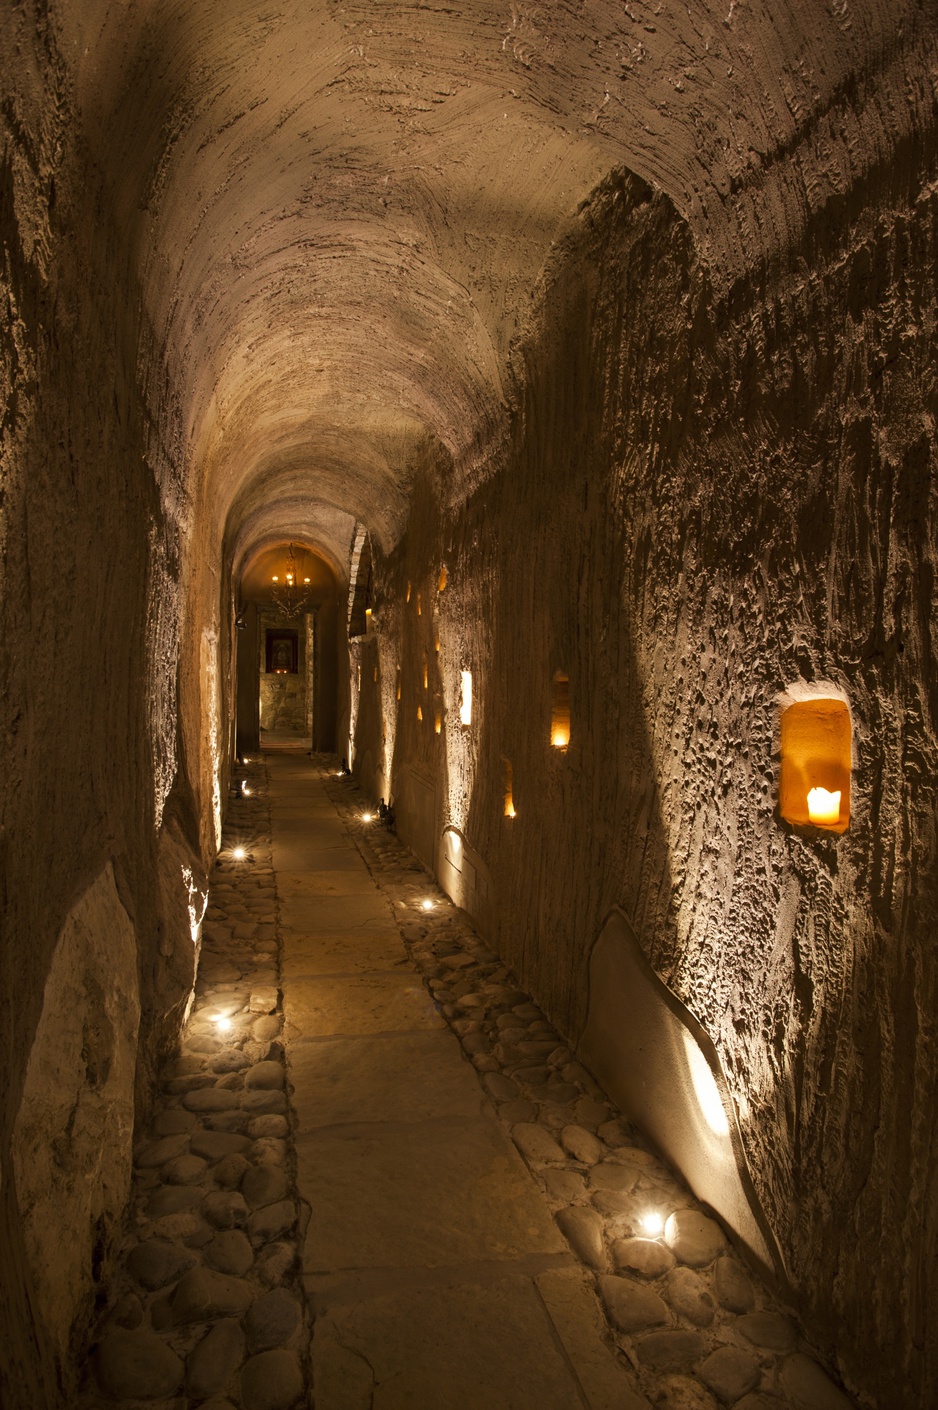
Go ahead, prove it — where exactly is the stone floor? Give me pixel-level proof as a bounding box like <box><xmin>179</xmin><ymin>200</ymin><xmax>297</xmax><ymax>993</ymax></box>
<box><xmin>82</xmin><ymin>749</ymin><xmax>858</xmax><ymax>1410</ymax></box>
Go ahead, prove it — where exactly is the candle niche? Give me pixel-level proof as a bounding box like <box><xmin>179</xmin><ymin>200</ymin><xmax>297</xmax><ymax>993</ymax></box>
<box><xmin>779</xmin><ymin>697</ymin><xmax>851</xmax><ymax>832</ymax></box>
<box><xmin>438</xmin><ymin>566</ymin><xmax>448</xmax><ymax>591</ymax></box>
<box><xmin>551</xmin><ymin>671</ymin><xmax>571</xmax><ymax>749</ymax></box>
<box><xmin>434</xmin><ymin>710</ymin><xmax>442</xmax><ymax>734</ymax></box>
<box><xmin>460</xmin><ymin>671</ymin><xmax>473</xmax><ymax>726</ymax></box>
<box><xmin>502</xmin><ymin>757</ymin><xmax>516</xmax><ymax>818</ymax></box>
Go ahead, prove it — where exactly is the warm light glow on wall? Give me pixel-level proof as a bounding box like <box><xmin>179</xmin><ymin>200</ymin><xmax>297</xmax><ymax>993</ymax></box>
<box><xmin>502</xmin><ymin>758</ymin><xmax>516</xmax><ymax>818</ymax></box>
<box><xmin>417</xmin><ymin>593</ymin><xmax>422</xmax><ymax>616</ymax></box>
<box><xmin>460</xmin><ymin>671</ymin><xmax>472</xmax><ymax>726</ymax></box>
<box><xmin>434</xmin><ymin>710</ymin><xmax>442</xmax><ymax>734</ymax></box>
<box><xmin>435</xmin><ymin>635</ymin><xmax>440</xmax><ymax>653</ymax></box>
<box><xmin>438</xmin><ymin>566</ymin><xmax>448</xmax><ymax>591</ymax></box>
<box><xmin>396</xmin><ymin>668</ymin><xmax>402</xmax><ymax>701</ymax></box>
<box><xmin>551</xmin><ymin>671</ymin><xmax>570</xmax><ymax>749</ymax></box>
<box><xmin>417</xmin><ymin>705</ymin><xmax>423</xmax><ymax>722</ymax></box>
<box><xmin>406</xmin><ymin>582</ymin><xmax>411</xmax><ymax>603</ymax></box>
<box><xmin>683</xmin><ymin>1031</ymin><xmax>730</xmax><ymax>1137</ymax></box>
<box><xmin>423</xmin><ymin>654</ymin><xmax>429</xmax><ymax>689</ymax></box>
<box><xmin>200</xmin><ymin>627</ymin><xmax>223</xmax><ymax>849</ymax></box>
<box><xmin>780</xmin><ymin>697</ymin><xmax>851</xmax><ymax>831</ymax></box>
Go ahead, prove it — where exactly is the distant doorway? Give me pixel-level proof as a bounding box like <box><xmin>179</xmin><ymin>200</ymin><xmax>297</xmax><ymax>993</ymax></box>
<box><xmin>259</xmin><ymin>612</ymin><xmax>315</xmax><ymax>748</ymax></box>
<box><xmin>236</xmin><ymin>541</ymin><xmax>340</xmax><ymax>755</ymax></box>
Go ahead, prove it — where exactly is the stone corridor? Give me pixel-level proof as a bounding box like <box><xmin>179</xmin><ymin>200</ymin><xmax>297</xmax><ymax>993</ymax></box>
<box><xmin>84</xmin><ymin>750</ymin><xmax>855</xmax><ymax>1410</ymax></box>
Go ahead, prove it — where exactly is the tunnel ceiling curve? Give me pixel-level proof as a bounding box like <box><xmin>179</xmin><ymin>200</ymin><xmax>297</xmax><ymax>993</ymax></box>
<box><xmin>61</xmin><ymin>0</ymin><xmax>933</xmax><ymax>553</ymax></box>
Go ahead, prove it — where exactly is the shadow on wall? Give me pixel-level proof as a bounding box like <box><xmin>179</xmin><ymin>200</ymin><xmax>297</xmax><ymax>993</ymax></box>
<box><xmin>348</xmin><ymin>145</ymin><xmax>938</xmax><ymax>1407</ymax></box>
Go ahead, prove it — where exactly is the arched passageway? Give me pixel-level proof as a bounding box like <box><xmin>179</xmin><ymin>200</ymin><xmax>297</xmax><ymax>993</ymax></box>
<box><xmin>235</xmin><ymin>543</ymin><xmax>342</xmax><ymax>756</ymax></box>
<box><xmin>2</xmin><ymin>3</ymin><xmax>937</xmax><ymax>1407</ymax></box>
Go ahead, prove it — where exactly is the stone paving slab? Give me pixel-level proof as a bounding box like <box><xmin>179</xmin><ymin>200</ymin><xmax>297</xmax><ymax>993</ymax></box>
<box><xmin>270</xmin><ymin>843</ymin><xmax>370</xmax><ymax>872</ymax></box>
<box><xmin>281</xmin><ymin>930</ymin><xmax>408</xmax><ymax>978</ymax></box>
<box><xmin>289</xmin><ymin>1031</ymin><xmax>488</xmax><ymax>1126</ymax></box>
<box><xmin>276</xmin><ymin>868</ymin><xmax>377</xmax><ymax>896</ymax></box>
<box><xmin>270</xmin><ymin>840</ymin><xmax>372</xmax><ymax>874</ymax></box>
<box><xmin>283</xmin><ymin>972</ymin><xmax>444</xmax><ymax>1038</ymax></box>
<box><xmin>309</xmin><ymin>1272</ymin><xmax>594</xmax><ymax>1410</ymax></box>
<box><xmin>270</xmin><ymin>811</ymin><xmax>349</xmax><ymax>832</ymax></box>
<box><xmin>266</xmin><ymin>800</ymin><xmax>339</xmax><ymax>812</ymax></box>
<box><xmin>298</xmin><ymin>1117</ymin><xmax>568</xmax><ymax>1272</ymax></box>
<box><xmin>537</xmin><ymin>1266</ymin><xmax>652</xmax><ymax>1410</ymax></box>
<box><xmin>279</xmin><ymin>892</ymin><xmax>393</xmax><ymax>932</ymax></box>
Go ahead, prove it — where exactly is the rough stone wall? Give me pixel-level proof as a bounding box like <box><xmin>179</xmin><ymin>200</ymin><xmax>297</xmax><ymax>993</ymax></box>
<box><xmin>0</xmin><ymin>11</ymin><xmax>205</xmax><ymax>1402</ymax></box>
<box><xmin>355</xmin><ymin>147</ymin><xmax>938</xmax><ymax>1407</ymax></box>
<box><xmin>12</xmin><ymin>865</ymin><xmax>140</xmax><ymax>1368</ymax></box>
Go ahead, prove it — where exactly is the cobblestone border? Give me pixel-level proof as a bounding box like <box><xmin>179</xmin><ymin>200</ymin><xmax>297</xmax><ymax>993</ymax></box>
<box><xmin>321</xmin><ymin>760</ymin><xmax>857</xmax><ymax>1410</ymax></box>
<box><xmin>80</xmin><ymin>757</ymin><xmax>310</xmax><ymax>1410</ymax></box>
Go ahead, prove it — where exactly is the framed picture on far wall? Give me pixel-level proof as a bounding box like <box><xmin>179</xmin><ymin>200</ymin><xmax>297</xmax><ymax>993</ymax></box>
<box><xmin>266</xmin><ymin>629</ymin><xmax>298</xmax><ymax>674</ymax></box>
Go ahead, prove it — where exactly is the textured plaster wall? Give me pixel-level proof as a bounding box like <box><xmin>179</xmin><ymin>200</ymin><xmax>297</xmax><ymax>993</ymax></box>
<box><xmin>354</xmin><ymin>152</ymin><xmax>938</xmax><ymax>1407</ymax></box>
<box><xmin>0</xmin><ymin>12</ymin><xmax>206</xmax><ymax>1404</ymax></box>
<box><xmin>12</xmin><ymin>865</ymin><xmax>140</xmax><ymax>1368</ymax></box>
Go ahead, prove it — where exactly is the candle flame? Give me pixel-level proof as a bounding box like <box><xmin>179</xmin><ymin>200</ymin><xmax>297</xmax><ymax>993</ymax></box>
<box><xmin>807</xmin><ymin>787</ymin><xmax>841</xmax><ymax>824</ymax></box>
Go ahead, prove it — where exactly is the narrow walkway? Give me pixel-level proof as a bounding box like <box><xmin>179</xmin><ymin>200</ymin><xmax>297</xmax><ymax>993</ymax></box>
<box><xmin>269</xmin><ymin>752</ymin><xmax>647</xmax><ymax>1409</ymax></box>
<box><xmin>82</xmin><ymin>750</ymin><xmax>857</xmax><ymax>1410</ymax></box>
<box><xmin>275</xmin><ymin>753</ymin><xmax>855</xmax><ymax>1410</ymax></box>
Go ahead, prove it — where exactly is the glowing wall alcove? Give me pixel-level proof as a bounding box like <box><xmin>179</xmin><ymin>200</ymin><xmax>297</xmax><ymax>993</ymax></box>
<box><xmin>779</xmin><ymin>695</ymin><xmax>852</xmax><ymax>832</ymax></box>
<box><xmin>551</xmin><ymin>671</ymin><xmax>570</xmax><ymax>749</ymax></box>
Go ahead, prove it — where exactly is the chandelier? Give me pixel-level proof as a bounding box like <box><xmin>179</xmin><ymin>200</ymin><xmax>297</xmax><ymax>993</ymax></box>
<box><xmin>270</xmin><ymin>543</ymin><xmax>314</xmax><ymax>618</ymax></box>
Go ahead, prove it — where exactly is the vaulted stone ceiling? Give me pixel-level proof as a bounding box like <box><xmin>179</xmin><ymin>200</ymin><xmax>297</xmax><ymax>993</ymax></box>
<box><xmin>50</xmin><ymin>0</ymin><xmax>927</xmax><ymax>565</ymax></box>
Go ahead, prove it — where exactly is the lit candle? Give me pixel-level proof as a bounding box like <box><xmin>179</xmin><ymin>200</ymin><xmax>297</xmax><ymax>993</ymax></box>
<box><xmin>807</xmin><ymin>787</ymin><xmax>841</xmax><ymax>824</ymax></box>
<box><xmin>551</xmin><ymin>724</ymin><xmax>570</xmax><ymax>749</ymax></box>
